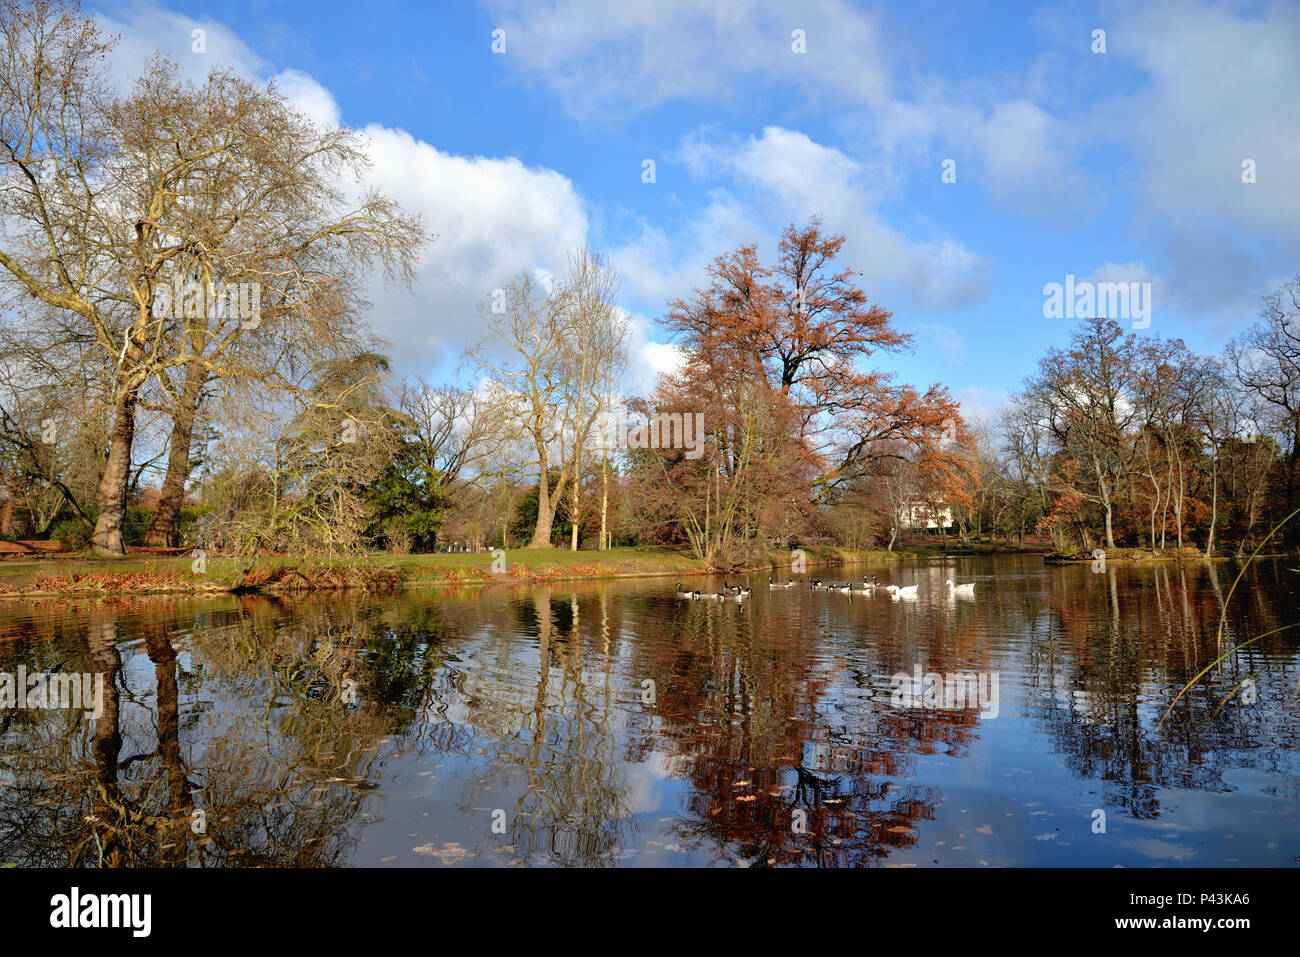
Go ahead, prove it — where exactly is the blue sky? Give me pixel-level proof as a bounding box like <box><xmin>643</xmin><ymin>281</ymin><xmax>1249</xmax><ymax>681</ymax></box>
<box><xmin>94</xmin><ymin>0</ymin><xmax>1300</xmax><ymax>421</ymax></box>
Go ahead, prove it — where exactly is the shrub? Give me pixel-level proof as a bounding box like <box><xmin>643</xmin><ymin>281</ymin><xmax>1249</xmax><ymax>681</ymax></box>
<box><xmin>385</xmin><ymin>525</ymin><xmax>413</xmax><ymax>554</ymax></box>
<box><xmin>51</xmin><ymin>519</ymin><xmax>92</xmax><ymax>552</ymax></box>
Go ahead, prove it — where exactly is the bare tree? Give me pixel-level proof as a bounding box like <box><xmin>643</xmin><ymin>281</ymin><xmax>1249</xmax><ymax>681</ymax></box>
<box><xmin>467</xmin><ymin>273</ymin><xmax>574</xmax><ymax>548</ymax></box>
<box><xmin>1229</xmin><ymin>277</ymin><xmax>1300</xmax><ymax>544</ymax></box>
<box><xmin>0</xmin><ymin>4</ymin><xmax>422</xmax><ymax>553</ymax></box>
<box><xmin>558</xmin><ymin>247</ymin><xmax>626</xmax><ymax>551</ymax></box>
<box><xmin>1024</xmin><ymin>317</ymin><xmax>1140</xmax><ymax>549</ymax></box>
<box><xmin>395</xmin><ymin>378</ymin><xmax>502</xmax><ymax>494</ymax></box>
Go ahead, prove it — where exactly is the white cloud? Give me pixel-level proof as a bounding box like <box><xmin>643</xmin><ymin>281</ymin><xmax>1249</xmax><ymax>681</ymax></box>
<box><xmin>483</xmin><ymin>0</ymin><xmax>891</xmax><ymax>122</ymax></box>
<box><xmin>623</xmin><ymin>127</ymin><xmax>991</xmax><ymax>313</ymax></box>
<box><xmin>1096</xmin><ymin>0</ymin><xmax>1300</xmax><ymax>321</ymax></box>
<box><xmin>352</xmin><ymin>127</ymin><xmax>590</xmax><ymax>373</ymax></box>
<box><xmin>1113</xmin><ymin>0</ymin><xmax>1300</xmax><ymax>237</ymax></box>
<box><xmin>966</xmin><ymin>100</ymin><xmax>1081</xmax><ymax>207</ymax></box>
<box><xmin>93</xmin><ymin>2</ymin><xmax>267</xmax><ymax>88</ymax></box>
<box><xmin>957</xmin><ymin>386</ymin><xmax>1010</xmax><ymax>427</ymax></box>
<box><xmin>89</xmin><ymin>2</ymin><xmax>599</xmax><ymax>384</ymax></box>
<box><xmin>611</xmin><ymin>194</ymin><xmax>764</xmax><ymax>310</ymax></box>
<box><xmin>271</xmin><ymin>69</ymin><xmax>342</xmax><ymax>128</ymax></box>
<box><xmin>916</xmin><ymin>322</ymin><xmax>967</xmax><ymax>366</ymax></box>
<box><xmin>624</xmin><ymin>312</ymin><xmax>685</xmax><ymax>396</ymax></box>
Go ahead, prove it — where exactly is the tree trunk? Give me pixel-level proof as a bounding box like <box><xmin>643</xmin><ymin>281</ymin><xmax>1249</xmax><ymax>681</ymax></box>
<box><xmin>1289</xmin><ymin>417</ymin><xmax>1300</xmax><ymax>549</ymax></box>
<box><xmin>570</xmin><ymin>461</ymin><xmax>580</xmax><ymax>552</ymax></box>
<box><xmin>529</xmin><ymin>443</ymin><xmax>567</xmax><ymax>549</ymax></box>
<box><xmin>600</xmin><ymin>453</ymin><xmax>608</xmax><ymax>550</ymax></box>
<box><xmin>1205</xmin><ymin>452</ymin><xmax>1218</xmax><ymax>558</ymax></box>
<box><xmin>0</xmin><ymin>481</ymin><xmax>13</xmax><ymax>537</ymax></box>
<box><xmin>91</xmin><ymin>386</ymin><xmax>139</xmax><ymax>555</ymax></box>
<box><xmin>145</xmin><ymin>364</ymin><xmax>205</xmax><ymax>546</ymax></box>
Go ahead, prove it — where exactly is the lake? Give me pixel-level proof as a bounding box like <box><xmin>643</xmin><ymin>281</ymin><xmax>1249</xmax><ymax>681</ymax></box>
<box><xmin>1</xmin><ymin>555</ymin><xmax>1296</xmax><ymax>867</ymax></box>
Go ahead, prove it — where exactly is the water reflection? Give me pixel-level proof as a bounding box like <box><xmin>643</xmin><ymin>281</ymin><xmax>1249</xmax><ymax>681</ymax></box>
<box><xmin>0</xmin><ymin>556</ymin><xmax>1296</xmax><ymax>867</ymax></box>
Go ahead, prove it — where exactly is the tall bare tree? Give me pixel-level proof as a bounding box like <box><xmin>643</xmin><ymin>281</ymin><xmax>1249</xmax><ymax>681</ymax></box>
<box><xmin>0</xmin><ymin>2</ymin><xmax>422</xmax><ymax>553</ymax></box>
<box><xmin>559</xmin><ymin>247</ymin><xmax>626</xmax><ymax>551</ymax></box>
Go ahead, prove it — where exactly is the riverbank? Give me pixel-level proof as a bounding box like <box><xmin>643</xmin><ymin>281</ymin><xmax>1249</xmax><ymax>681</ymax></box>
<box><xmin>0</xmin><ymin>544</ymin><xmax>942</xmax><ymax>598</ymax></box>
<box><xmin>1043</xmin><ymin>546</ymin><xmax>1233</xmax><ymax>564</ymax></box>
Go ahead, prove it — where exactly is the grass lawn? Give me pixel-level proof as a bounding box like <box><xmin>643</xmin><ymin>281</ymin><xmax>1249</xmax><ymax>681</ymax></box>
<box><xmin>0</xmin><ymin>543</ymin><xmax>936</xmax><ymax>597</ymax></box>
<box><xmin>0</xmin><ymin>546</ymin><xmax>708</xmax><ymax>596</ymax></box>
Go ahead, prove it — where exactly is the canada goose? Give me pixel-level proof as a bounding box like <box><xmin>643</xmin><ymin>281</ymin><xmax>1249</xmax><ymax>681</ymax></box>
<box><xmin>946</xmin><ymin>579</ymin><xmax>976</xmax><ymax>596</ymax></box>
<box><xmin>675</xmin><ymin>583</ymin><xmax>694</xmax><ymax>598</ymax></box>
<box><xmin>809</xmin><ymin>579</ymin><xmax>823</xmax><ymax>588</ymax></box>
<box><xmin>849</xmin><ymin>580</ymin><xmax>873</xmax><ymax>594</ymax></box>
<box><xmin>738</xmin><ymin>584</ymin><xmax>752</xmax><ymax>597</ymax></box>
<box><xmin>770</xmin><ymin>577</ymin><xmax>795</xmax><ymax>589</ymax></box>
<box><xmin>836</xmin><ymin>582</ymin><xmax>853</xmax><ymax>593</ymax></box>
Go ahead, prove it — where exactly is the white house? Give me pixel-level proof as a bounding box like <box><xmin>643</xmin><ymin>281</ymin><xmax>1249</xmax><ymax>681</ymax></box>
<box><xmin>900</xmin><ymin>499</ymin><xmax>953</xmax><ymax>530</ymax></box>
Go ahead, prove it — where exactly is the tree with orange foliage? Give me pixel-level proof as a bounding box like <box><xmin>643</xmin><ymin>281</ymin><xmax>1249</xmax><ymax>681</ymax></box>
<box><xmin>661</xmin><ymin>219</ymin><xmax>965</xmax><ymax>497</ymax></box>
<box><xmin>914</xmin><ymin>424</ymin><xmax>980</xmax><ymax>547</ymax></box>
<box><xmin>626</xmin><ymin>356</ymin><xmax>820</xmax><ymax>564</ymax></box>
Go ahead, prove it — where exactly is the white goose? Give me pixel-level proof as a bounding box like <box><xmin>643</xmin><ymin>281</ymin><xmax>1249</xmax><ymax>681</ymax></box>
<box><xmin>946</xmin><ymin>579</ymin><xmax>976</xmax><ymax>597</ymax></box>
<box><xmin>886</xmin><ymin>583</ymin><xmax>919</xmax><ymax>599</ymax></box>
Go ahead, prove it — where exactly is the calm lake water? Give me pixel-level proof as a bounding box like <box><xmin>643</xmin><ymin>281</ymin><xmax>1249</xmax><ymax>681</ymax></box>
<box><xmin>1</xmin><ymin>555</ymin><xmax>1297</xmax><ymax>868</ymax></box>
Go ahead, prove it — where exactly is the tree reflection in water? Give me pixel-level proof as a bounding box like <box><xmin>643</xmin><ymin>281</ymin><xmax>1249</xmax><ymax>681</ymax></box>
<box><xmin>0</xmin><ymin>555</ymin><xmax>1295</xmax><ymax>867</ymax></box>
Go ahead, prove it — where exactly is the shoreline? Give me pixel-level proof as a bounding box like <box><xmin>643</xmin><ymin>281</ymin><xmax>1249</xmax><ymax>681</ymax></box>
<box><xmin>0</xmin><ymin>543</ymin><xmax>1042</xmax><ymax>599</ymax></box>
<box><xmin>7</xmin><ymin>541</ymin><xmax>1270</xmax><ymax>599</ymax></box>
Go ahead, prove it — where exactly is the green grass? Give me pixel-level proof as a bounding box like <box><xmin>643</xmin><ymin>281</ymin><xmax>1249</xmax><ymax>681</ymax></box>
<box><xmin>0</xmin><ymin>542</ymin><xmax>949</xmax><ymax>596</ymax></box>
<box><xmin>1043</xmin><ymin>546</ymin><xmax>1222</xmax><ymax>563</ymax></box>
<box><xmin>385</xmin><ymin>546</ymin><xmax>705</xmax><ymax>583</ymax></box>
<box><xmin>0</xmin><ymin>546</ymin><xmax>703</xmax><ymax>595</ymax></box>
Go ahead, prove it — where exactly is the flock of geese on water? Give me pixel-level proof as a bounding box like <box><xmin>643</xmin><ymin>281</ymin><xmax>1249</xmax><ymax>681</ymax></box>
<box><xmin>674</xmin><ymin>576</ymin><xmax>977</xmax><ymax>603</ymax></box>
